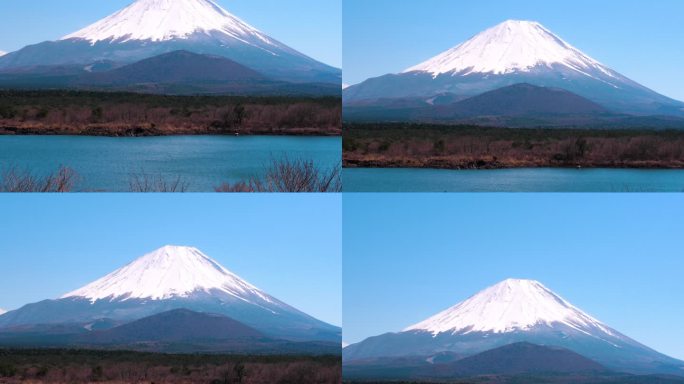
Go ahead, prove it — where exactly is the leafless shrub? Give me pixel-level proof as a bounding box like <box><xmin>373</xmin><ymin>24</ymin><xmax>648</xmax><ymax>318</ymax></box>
<box><xmin>216</xmin><ymin>158</ymin><xmax>342</xmax><ymax>193</ymax></box>
<box><xmin>1</xmin><ymin>166</ymin><xmax>77</xmax><ymax>192</ymax></box>
<box><xmin>214</xmin><ymin>180</ymin><xmax>255</xmax><ymax>192</ymax></box>
<box><xmin>128</xmin><ymin>170</ymin><xmax>190</xmax><ymax>192</ymax></box>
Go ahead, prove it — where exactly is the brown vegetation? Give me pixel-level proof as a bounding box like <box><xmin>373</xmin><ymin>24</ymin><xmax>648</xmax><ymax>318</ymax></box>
<box><xmin>344</xmin><ymin>123</ymin><xmax>684</xmax><ymax>169</ymax></box>
<box><xmin>128</xmin><ymin>171</ymin><xmax>190</xmax><ymax>193</ymax></box>
<box><xmin>216</xmin><ymin>158</ymin><xmax>342</xmax><ymax>192</ymax></box>
<box><xmin>0</xmin><ymin>91</ymin><xmax>341</xmax><ymax>136</ymax></box>
<box><xmin>0</xmin><ymin>349</ymin><xmax>341</xmax><ymax>384</ymax></box>
<box><xmin>0</xmin><ymin>166</ymin><xmax>77</xmax><ymax>192</ymax></box>
<box><xmin>1</xmin><ymin>158</ymin><xmax>340</xmax><ymax>192</ymax></box>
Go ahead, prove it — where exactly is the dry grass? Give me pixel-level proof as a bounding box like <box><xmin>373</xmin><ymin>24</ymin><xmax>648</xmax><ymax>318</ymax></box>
<box><xmin>0</xmin><ymin>91</ymin><xmax>341</xmax><ymax>136</ymax></box>
<box><xmin>0</xmin><ymin>159</ymin><xmax>341</xmax><ymax>192</ymax></box>
<box><xmin>344</xmin><ymin>124</ymin><xmax>684</xmax><ymax>169</ymax></box>
<box><xmin>0</xmin><ymin>166</ymin><xmax>77</xmax><ymax>192</ymax></box>
<box><xmin>216</xmin><ymin>158</ymin><xmax>342</xmax><ymax>193</ymax></box>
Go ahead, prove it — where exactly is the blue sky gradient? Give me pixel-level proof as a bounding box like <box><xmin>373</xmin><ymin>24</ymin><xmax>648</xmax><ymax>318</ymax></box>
<box><xmin>344</xmin><ymin>194</ymin><xmax>684</xmax><ymax>360</ymax></box>
<box><xmin>0</xmin><ymin>194</ymin><xmax>341</xmax><ymax>326</ymax></box>
<box><xmin>0</xmin><ymin>0</ymin><xmax>341</xmax><ymax>68</ymax></box>
<box><xmin>344</xmin><ymin>0</ymin><xmax>684</xmax><ymax>101</ymax></box>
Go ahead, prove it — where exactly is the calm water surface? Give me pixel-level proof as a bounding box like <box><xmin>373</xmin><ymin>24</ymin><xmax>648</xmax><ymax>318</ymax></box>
<box><xmin>343</xmin><ymin>168</ymin><xmax>684</xmax><ymax>192</ymax></box>
<box><xmin>0</xmin><ymin>135</ymin><xmax>340</xmax><ymax>191</ymax></box>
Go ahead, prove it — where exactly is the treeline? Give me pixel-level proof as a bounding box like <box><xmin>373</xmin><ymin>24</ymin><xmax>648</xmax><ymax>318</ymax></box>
<box><xmin>0</xmin><ymin>349</ymin><xmax>341</xmax><ymax>384</ymax></box>
<box><xmin>0</xmin><ymin>90</ymin><xmax>341</xmax><ymax>136</ymax></box>
<box><xmin>344</xmin><ymin>123</ymin><xmax>684</xmax><ymax>169</ymax></box>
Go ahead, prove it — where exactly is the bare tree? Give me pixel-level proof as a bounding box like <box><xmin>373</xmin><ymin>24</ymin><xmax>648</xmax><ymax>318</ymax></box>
<box><xmin>1</xmin><ymin>166</ymin><xmax>77</xmax><ymax>192</ymax></box>
<box><xmin>128</xmin><ymin>170</ymin><xmax>190</xmax><ymax>192</ymax></box>
<box><xmin>216</xmin><ymin>157</ymin><xmax>342</xmax><ymax>193</ymax></box>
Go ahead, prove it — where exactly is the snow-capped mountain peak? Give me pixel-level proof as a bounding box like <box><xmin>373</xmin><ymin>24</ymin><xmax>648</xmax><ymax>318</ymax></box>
<box><xmin>62</xmin><ymin>0</ymin><xmax>276</xmax><ymax>47</ymax></box>
<box><xmin>0</xmin><ymin>308</ymin><xmax>7</xmax><ymax>315</ymax></box>
<box><xmin>405</xmin><ymin>278</ymin><xmax>616</xmax><ymax>336</ymax></box>
<box><xmin>62</xmin><ymin>245</ymin><xmax>273</xmax><ymax>303</ymax></box>
<box><xmin>404</xmin><ymin>20</ymin><xmax>616</xmax><ymax>79</ymax></box>
<box><xmin>0</xmin><ymin>51</ymin><xmax>7</xmax><ymax>57</ymax></box>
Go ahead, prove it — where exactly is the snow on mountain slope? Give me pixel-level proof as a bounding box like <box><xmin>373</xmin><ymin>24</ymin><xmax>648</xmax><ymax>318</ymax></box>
<box><xmin>0</xmin><ymin>0</ymin><xmax>340</xmax><ymax>84</ymax></box>
<box><xmin>344</xmin><ymin>278</ymin><xmax>684</xmax><ymax>374</ymax></box>
<box><xmin>0</xmin><ymin>51</ymin><xmax>7</xmax><ymax>57</ymax></box>
<box><xmin>62</xmin><ymin>0</ymin><xmax>277</xmax><ymax>49</ymax></box>
<box><xmin>405</xmin><ymin>279</ymin><xmax>617</xmax><ymax>337</ymax></box>
<box><xmin>62</xmin><ymin>245</ymin><xmax>274</xmax><ymax>303</ymax></box>
<box><xmin>0</xmin><ymin>309</ymin><xmax>6</xmax><ymax>315</ymax></box>
<box><xmin>405</xmin><ymin>20</ymin><xmax>619</xmax><ymax>82</ymax></box>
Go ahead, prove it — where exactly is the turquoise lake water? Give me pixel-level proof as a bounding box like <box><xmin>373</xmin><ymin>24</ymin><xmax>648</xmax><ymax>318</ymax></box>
<box><xmin>343</xmin><ymin>168</ymin><xmax>684</xmax><ymax>192</ymax></box>
<box><xmin>0</xmin><ymin>136</ymin><xmax>341</xmax><ymax>192</ymax></box>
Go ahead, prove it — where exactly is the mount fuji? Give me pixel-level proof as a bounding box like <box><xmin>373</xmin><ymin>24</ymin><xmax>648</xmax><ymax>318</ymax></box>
<box><xmin>343</xmin><ymin>279</ymin><xmax>684</xmax><ymax>377</ymax></box>
<box><xmin>0</xmin><ymin>0</ymin><xmax>340</xmax><ymax>85</ymax></box>
<box><xmin>0</xmin><ymin>246</ymin><xmax>340</xmax><ymax>346</ymax></box>
<box><xmin>344</xmin><ymin>20</ymin><xmax>684</xmax><ymax>118</ymax></box>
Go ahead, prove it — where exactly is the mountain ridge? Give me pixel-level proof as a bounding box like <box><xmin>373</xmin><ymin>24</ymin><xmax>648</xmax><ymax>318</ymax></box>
<box><xmin>344</xmin><ymin>20</ymin><xmax>684</xmax><ymax>116</ymax></box>
<box><xmin>0</xmin><ymin>309</ymin><xmax>341</xmax><ymax>355</ymax></box>
<box><xmin>404</xmin><ymin>279</ymin><xmax>617</xmax><ymax>336</ymax></box>
<box><xmin>0</xmin><ymin>0</ymin><xmax>340</xmax><ymax>84</ymax></box>
<box><xmin>344</xmin><ymin>278</ymin><xmax>684</xmax><ymax>375</ymax></box>
<box><xmin>61</xmin><ymin>245</ymin><xmax>277</xmax><ymax>303</ymax></box>
<box><xmin>404</xmin><ymin>20</ymin><xmax>617</xmax><ymax>79</ymax></box>
<box><xmin>344</xmin><ymin>342</ymin><xmax>610</xmax><ymax>381</ymax></box>
<box><xmin>0</xmin><ymin>246</ymin><xmax>340</xmax><ymax>343</ymax></box>
<box><xmin>61</xmin><ymin>0</ymin><xmax>277</xmax><ymax>47</ymax></box>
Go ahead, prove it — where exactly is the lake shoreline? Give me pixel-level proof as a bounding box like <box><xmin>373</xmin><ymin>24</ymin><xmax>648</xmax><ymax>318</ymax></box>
<box><xmin>344</xmin><ymin>123</ymin><xmax>684</xmax><ymax>170</ymax></box>
<box><xmin>0</xmin><ymin>125</ymin><xmax>341</xmax><ymax>137</ymax></box>
<box><xmin>343</xmin><ymin>156</ymin><xmax>684</xmax><ymax>170</ymax></box>
<box><xmin>0</xmin><ymin>135</ymin><xmax>341</xmax><ymax>192</ymax></box>
<box><xmin>343</xmin><ymin>167</ymin><xmax>684</xmax><ymax>192</ymax></box>
<box><xmin>0</xmin><ymin>90</ymin><xmax>341</xmax><ymax>137</ymax></box>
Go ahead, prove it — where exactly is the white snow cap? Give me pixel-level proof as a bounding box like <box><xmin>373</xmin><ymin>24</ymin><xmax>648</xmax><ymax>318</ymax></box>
<box><xmin>405</xmin><ymin>20</ymin><xmax>615</xmax><ymax>78</ymax></box>
<box><xmin>62</xmin><ymin>245</ymin><xmax>273</xmax><ymax>303</ymax></box>
<box><xmin>0</xmin><ymin>308</ymin><xmax>7</xmax><ymax>315</ymax></box>
<box><xmin>405</xmin><ymin>278</ymin><xmax>615</xmax><ymax>336</ymax></box>
<box><xmin>62</xmin><ymin>0</ymin><xmax>276</xmax><ymax>46</ymax></box>
<box><xmin>0</xmin><ymin>51</ymin><xmax>7</xmax><ymax>57</ymax></box>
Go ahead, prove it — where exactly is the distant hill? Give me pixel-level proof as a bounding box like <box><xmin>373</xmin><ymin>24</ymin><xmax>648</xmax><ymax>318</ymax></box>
<box><xmin>426</xmin><ymin>342</ymin><xmax>607</xmax><ymax>377</ymax></box>
<box><xmin>0</xmin><ymin>51</ymin><xmax>341</xmax><ymax>96</ymax></box>
<box><xmin>81</xmin><ymin>50</ymin><xmax>266</xmax><ymax>86</ymax></box>
<box><xmin>86</xmin><ymin>309</ymin><xmax>264</xmax><ymax>344</ymax></box>
<box><xmin>0</xmin><ymin>309</ymin><xmax>340</xmax><ymax>355</ymax></box>
<box><xmin>432</xmin><ymin>83</ymin><xmax>608</xmax><ymax>117</ymax></box>
<box><xmin>343</xmin><ymin>342</ymin><xmax>684</xmax><ymax>383</ymax></box>
<box><xmin>343</xmin><ymin>83</ymin><xmax>684</xmax><ymax>128</ymax></box>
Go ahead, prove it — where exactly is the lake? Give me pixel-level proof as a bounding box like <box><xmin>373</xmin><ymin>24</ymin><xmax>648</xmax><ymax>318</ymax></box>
<box><xmin>343</xmin><ymin>168</ymin><xmax>684</xmax><ymax>192</ymax></box>
<box><xmin>0</xmin><ymin>136</ymin><xmax>340</xmax><ymax>192</ymax></box>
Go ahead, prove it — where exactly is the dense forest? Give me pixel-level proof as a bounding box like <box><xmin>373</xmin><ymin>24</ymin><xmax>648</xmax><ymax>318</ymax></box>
<box><xmin>0</xmin><ymin>349</ymin><xmax>341</xmax><ymax>384</ymax></box>
<box><xmin>0</xmin><ymin>90</ymin><xmax>341</xmax><ymax>136</ymax></box>
<box><xmin>344</xmin><ymin>123</ymin><xmax>684</xmax><ymax>169</ymax></box>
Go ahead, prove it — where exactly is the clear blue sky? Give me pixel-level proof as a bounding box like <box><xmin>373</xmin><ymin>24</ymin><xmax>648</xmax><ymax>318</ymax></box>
<box><xmin>0</xmin><ymin>0</ymin><xmax>341</xmax><ymax>68</ymax></box>
<box><xmin>0</xmin><ymin>194</ymin><xmax>341</xmax><ymax>327</ymax></box>
<box><xmin>344</xmin><ymin>194</ymin><xmax>684</xmax><ymax>360</ymax></box>
<box><xmin>343</xmin><ymin>0</ymin><xmax>684</xmax><ymax>101</ymax></box>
